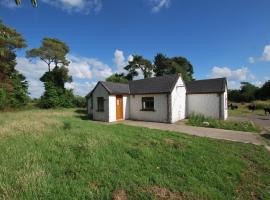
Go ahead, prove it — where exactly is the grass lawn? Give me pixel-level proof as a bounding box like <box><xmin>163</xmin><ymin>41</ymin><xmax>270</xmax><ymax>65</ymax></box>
<box><xmin>0</xmin><ymin>109</ymin><xmax>270</xmax><ymax>199</ymax></box>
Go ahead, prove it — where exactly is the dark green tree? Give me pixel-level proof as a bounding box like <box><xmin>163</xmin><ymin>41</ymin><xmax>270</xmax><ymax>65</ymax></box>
<box><xmin>0</xmin><ymin>21</ymin><xmax>29</xmax><ymax>109</ymax></box>
<box><xmin>153</xmin><ymin>53</ymin><xmax>194</xmax><ymax>82</ymax></box>
<box><xmin>124</xmin><ymin>55</ymin><xmax>153</xmax><ymax>80</ymax></box>
<box><xmin>106</xmin><ymin>73</ymin><xmax>128</xmax><ymax>83</ymax></box>
<box><xmin>240</xmin><ymin>82</ymin><xmax>259</xmax><ymax>102</ymax></box>
<box><xmin>257</xmin><ymin>80</ymin><xmax>270</xmax><ymax>100</ymax></box>
<box><xmin>27</xmin><ymin>38</ymin><xmax>74</xmax><ymax>108</ymax></box>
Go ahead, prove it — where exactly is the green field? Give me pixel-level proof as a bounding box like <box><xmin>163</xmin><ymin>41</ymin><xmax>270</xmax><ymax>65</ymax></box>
<box><xmin>0</xmin><ymin>109</ymin><xmax>270</xmax><ymax>199</ymax></box>
<box><xmin>229</xmin><ymin>100</ymin><xmax>270</xmax><ymax>117</ymax></box>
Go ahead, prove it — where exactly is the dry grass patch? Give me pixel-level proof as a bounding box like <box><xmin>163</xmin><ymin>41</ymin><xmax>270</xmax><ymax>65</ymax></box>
<box><xmin>112</xmin><ymin>189</ymin><xmax>127</xmax><ymax>200</ymax></box>
<box><xmin>146</xmin><ymin>186</ymin><xmax>198</xmax><ymax>200</ymax></box>
<box><xmin>0</xmin><ymin>110</ymin><xmax>66</xmax><ymax>138</ymax></box>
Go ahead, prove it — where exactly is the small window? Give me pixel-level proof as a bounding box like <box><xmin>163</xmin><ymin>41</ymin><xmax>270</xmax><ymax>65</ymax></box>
<box><xmin>97</xmin><ymin>97</ymin><xmax>104</xmax><ymax>112</ymax></box>
<box><xmin>142</xmin><ymin>97</ymin><xmax>154</xmax><ymax>111</ymax></box>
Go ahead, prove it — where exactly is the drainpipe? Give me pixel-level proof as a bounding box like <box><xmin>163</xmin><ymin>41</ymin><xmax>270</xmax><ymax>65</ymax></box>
<box><xmin>167</xmin><ymin>93</ymin><xmax>171</xmax><ymax>123</ymax></box>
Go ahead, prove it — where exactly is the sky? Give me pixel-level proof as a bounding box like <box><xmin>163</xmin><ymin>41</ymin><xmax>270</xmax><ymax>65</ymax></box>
<box><xmin>0</xmin><ymin>0</ymin><xmax>270</xmax><ymax>97</ymax></box>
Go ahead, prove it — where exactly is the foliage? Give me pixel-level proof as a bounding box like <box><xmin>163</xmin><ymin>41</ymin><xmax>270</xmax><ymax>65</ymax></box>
<box><xmin>38</xmin><ymin>82</ymin><xmax>74</xmax><ymax>108</ymax></box>
<box><xmin>187</xmin><ymin>113</ymin><xmax>260</xmax><ymax>133</ymax></box>
<box><xmin>0</xmin><ymin>21</ymin><xmax>29</xmax><ymax>110</ymax></box>
<box><xmin>124</xmin><ymin>55</ymin><xmax>153</xmax><ymax>80</ymax></box>
<box><xmin>27</xmin><ymin>37</ymin><xmax>74</xmax><ymax>108</ymax></box>
<box><xmin>0</xmin><ymin>109</ymin><xmax>270</xmax><ymax>199</ymax></box>
<box><xmin>27</xmin><ymin>37</ymin><xmax>70</xmax><ymax>72</ymax></box>
<box><xmin>0</xmin><ymin>88</ymin><xmax>7</xmax><ymax>110</ymax></box>
<box><xmin>228</xmin><ymin>82</ymin><xmax>262</xmax><ymax>102</ymax></box>
<box><xmin>106</xmin><ymin>73</ymin><xmax>129</xmax><ymax>83</ymax></box>
<box><xmin>257</xmin><ymin>81</ymin><xmax>270</xmax><ymax>100</ymax></box>
<box><xmin>73</xmin><ymin>96</ymin><xmax>86</xmax><ymax>108</ymax></box>
<box><xmin>153</xmin><ymin>53</ymin><xmax>194</xmax><ymax>82</ymax></box>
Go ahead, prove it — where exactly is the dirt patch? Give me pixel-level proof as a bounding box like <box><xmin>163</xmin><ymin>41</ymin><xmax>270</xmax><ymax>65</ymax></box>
<box><xmin>164</xmin><ymin>138</ymin><xmax>175</xmax><ymax>145</ymax></box>
<box><xmin>88</xmin><ymin>182</ymin><xmax>99</xmax><ymax>191</ymax></box>
<box><xmin>112</xmin><ymin>189</ymin><xmax>127</xmax><ymax>200</ymax></box>
<box><xmin>164</xmin><ymin>138</ymin><xmax>187</xmax><ymax>149</ymax></box>
<box><xmin>146</xmin><ymin>186</ymin><xmax>197</xmax><ymax>200</ymax></box>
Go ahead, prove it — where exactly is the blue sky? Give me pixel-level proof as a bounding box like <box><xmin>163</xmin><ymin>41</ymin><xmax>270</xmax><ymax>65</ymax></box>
<box><xmin>1</xmin><ymin>0</ymin><xmax>270</xmax><ymax>97</ymax></box>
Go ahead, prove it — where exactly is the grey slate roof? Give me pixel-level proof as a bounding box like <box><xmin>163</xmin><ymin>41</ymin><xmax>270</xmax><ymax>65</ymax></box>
<box><xmin>186</xmin><ymin>78</ymin><xmax>227</xmax><ymax>94</ymax></box>
<box><xmin>129</xmin><ymin>74</ymin><xmax>179</xmax><ymax>94</ymax></box>
<box><xmin>86</xmin><ymin>75</ymin><xmax>227</xmax><ymax>98</ymax></box>
<box><xmin>100</xmin><ymin>81</ymin><xmax>130</xmax><ymax>94</ymax></box>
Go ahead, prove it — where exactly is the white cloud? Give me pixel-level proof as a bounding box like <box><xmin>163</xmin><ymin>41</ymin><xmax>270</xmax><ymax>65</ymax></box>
<box><xmin>67</xmin><ymin>54</ymin><xmax>113</xmax><ymax>80</ymax></box>
<box><xmin>209</xmin><ymin>66</ymin><xmax>256</xmax><ymax>89</ymax></box>
<box><xmin>65</xmin><ymin>81</ymin><xmax>96</xmax><ymax>96</ymax></box>
<box><xmin>113</xmin><ymin>49</ymin><xmax>133</xmax><ymax>73</ymax></box>
<box><xmin>249</xmin><ymin>44</ymin><xmax>270</xmax><ymax>63</ymax></box>
<box><xmin>16</xmin><ymin>54</ymin><xmax>113</xmax><ymax>97</ymax></box>
<box><xmin>248</xmin><ymin>56</ymin><xmax>255</xmax><ymax>64</ymax></box>
<box><xmin>262</xmin><ymin>44</ymin><xmax>270</xmax><ymax>61</ymax></box>
<box><xmin>150</xmin><ymin>0</ymin><xmax>170</xmax><ymax>13</ymax></box>
<box><xmin>40</xmin><ymin>0</ymin><xmax>102</xmax><ymax>14</ymax></box>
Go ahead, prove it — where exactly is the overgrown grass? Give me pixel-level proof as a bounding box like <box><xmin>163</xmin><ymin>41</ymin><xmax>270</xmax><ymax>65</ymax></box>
<box><xmin>187</xmin><ymin>114</ymin><xmax>261</xmax><ymax>133</ymax></box>
<box><xmin>0</xmin><ymin>109</ymin><xmax>269</xmax><ymax>199</ymax></box>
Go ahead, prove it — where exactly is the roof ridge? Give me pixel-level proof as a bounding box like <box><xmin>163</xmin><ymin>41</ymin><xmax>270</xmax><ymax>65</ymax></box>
<box><xmin>130</xmin><ymin>74</ymin><xmax>178</xmax><ymax>82</ymax></box>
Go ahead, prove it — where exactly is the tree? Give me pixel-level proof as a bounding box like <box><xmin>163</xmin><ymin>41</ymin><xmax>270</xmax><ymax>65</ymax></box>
<box><xmin>240</xmin><ymin>82</ymin><xmax>259</xmax><ymax>102</ymax></box>
<box><xmin>0</xmin><ymin>21</ymin><xmax>29</xmax><ymax>109</ymax></box>
<box><xmin>27</xmin><ymin>38</ymin><xmax>74</xmax><ymax>108</ymax></box>
<box><xmin>153</xmin><ymin>53</ymin><xmax>194</xmax><ymax>82</ymax></box>
<box><xmin>27</xmin><ymin>38</ymin><xmax>70</xmax><ymax>72</ymax></box>
<box><xmin>257</xmin><ymin>80</ymin><xmax>270</xmax><ymax>100</ymax></box>
<box><xmin>106</xmin><ymin>73</ymin><xmax>128</xmax><ymax>83</ymax></box>
<box><xmin>15</xmin><ymin>0</ymin><xmax>37</xmax><ymax>7</ymax></box>
<box><xmin>124</xmin><ymin>55</ymin><xmax>153</xmax><ymax>80</ymax></box>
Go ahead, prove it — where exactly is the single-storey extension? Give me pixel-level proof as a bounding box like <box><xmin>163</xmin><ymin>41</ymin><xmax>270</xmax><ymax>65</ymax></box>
<box><xmin>86</xmin><ymin>74</ymin><xmax>228</xmax><ymax>123</ymax></box>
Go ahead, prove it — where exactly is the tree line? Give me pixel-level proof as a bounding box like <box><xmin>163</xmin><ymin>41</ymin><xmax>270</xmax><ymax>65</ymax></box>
<box><xmin>106</xmin><ymin>54</ymin><xmax>194</xmax><ymax>83</ymax></box>
<box><xmin>0</xmin><ymin>21</ymin><xmax>84</xmax><ymax>110</ymax></box>
<box><xmin>228</xmin><ymin>81</ymin><xmax>270</xmax><ymax>103</ymax></box>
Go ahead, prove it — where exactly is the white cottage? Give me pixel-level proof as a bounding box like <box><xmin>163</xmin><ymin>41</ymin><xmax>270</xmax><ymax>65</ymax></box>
<box><xmin>185</xmin><ymin>78</ymin><xmax>228</xmax><ymax>120</ymax></box>
<box><xmin>86</xmin><ymin>74</ymin><xmax>227</xmax><ymax>123</ymax></box>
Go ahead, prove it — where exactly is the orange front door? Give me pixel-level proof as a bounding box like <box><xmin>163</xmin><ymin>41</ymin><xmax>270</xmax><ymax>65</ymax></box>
<box><xmin>116</xmin><ymin>95</ymin><xmax>123</xmax><ymax>120</ymax></box>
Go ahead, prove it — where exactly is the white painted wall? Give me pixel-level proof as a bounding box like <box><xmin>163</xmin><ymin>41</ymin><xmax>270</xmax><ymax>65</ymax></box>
<box><xmin>170</xmin><ymin>77</ymin><xmax>186</xmax><ymax>123</ymax></box>
<box><xmin>108</xmin><ymin>95</ymin><xmax>129</xmax><ymax>122</ymax></box>
<box><xmin>91</xmin><ymin>83</ymin><xmax>109</xmax><ymax>122</ymax></box>
<box><xmin>221</xmin><ymin>86</ymin><xmax>228</xmax><ymax>120</ymax></box>
<box><xmin>109</xmin><ymin>96</ymin><xmax>116</xmax><ymax>122</ymax></box>
<box><xmin>123</xmin><ymin>96</ymin><xmax>129</xmax><ymax>120</ymax></box>
<box><xmin>129</xmin><ymin>94</ymin><xmax>168</xmax><ymax>123</ymax></box>
<box><xmin>187</xmin><ymin>93</ymin><xmax>221</xmax><ymax>119</ymax></box>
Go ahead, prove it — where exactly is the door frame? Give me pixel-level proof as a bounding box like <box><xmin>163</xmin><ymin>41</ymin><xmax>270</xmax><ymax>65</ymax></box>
<box><xmin>116</xmin><ymin>95</ymin><xmax>123</xmax><ymax>120</ymax></box>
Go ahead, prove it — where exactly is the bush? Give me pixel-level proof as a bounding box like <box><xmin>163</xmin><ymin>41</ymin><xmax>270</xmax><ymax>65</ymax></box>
<box><xmin>187</xmin><ymin>114</ymin><xmax>260</xmax><ymax>133</ymax></box>
<box><xmin>73</xmin><ymin>96</ymin><xmax>86</xmax><ymax>108</ymax></box>
<box><xmin>0</xmin><ymin>88</ymin><xmax>8</xmax><ymax>110</ymax></box>
<box><xmin>253</xmin><ymin>100</ymin><xmax>270</xmax><ymax>109</ymax></box>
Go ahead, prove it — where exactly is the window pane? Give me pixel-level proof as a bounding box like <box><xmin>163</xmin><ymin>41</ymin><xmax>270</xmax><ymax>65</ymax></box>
<box><xmin>142</xmin><ymin>97</ymin><xmax>154</xmax><ymax>110</ymax></box>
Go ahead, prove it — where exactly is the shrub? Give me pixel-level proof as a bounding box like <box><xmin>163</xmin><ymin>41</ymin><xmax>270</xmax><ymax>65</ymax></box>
<box><xmin>73</xmin><ymin>96</ymin><xmax>86</xmax><ymax>108</ymax></box>
<box><xmin>0</xmin><ymin>88</ymin><xmax>8</xmax><ymax>110</ymax></box>
<box><xmin>253</xmin><ymin>100</ymin><xmax>270</xmax><ymax>109</ymax></box>
<box><xmin>187</xmin><ymin>113</ymin><xmax>260</xmax><ymax>133</ymax></box>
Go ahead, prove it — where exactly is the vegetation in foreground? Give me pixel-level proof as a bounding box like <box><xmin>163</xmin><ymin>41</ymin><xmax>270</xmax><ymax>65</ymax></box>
<box><xmin>187</xmin><ymin>114</ymin><xmax>261</xmax><ymax>133</ymax></box>
<box><xmin>0</xmin><ymin>109</ymin><xmax>270</xmax><ymax>199</ymax></box>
